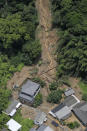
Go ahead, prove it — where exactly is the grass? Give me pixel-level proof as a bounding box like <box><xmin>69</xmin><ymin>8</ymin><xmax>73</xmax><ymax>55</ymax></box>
<box><xmin>78</xmin><ymin>81</ymin><xmax>87</xmax><ymax>94</ymax></box>
<box><xmin>13</xmin><ymin>109</ymin><xmax>34</xmax><ymax>131</ymax></box>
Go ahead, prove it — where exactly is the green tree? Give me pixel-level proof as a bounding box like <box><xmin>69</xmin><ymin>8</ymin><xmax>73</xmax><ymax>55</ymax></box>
<box><xmin>47</xmin><ymin>90</ymin><xmax>63</xmax><ymax>104</ymax></box>
<box><xmin>0</xmin><ymin>88</ymin><xmax>11</xmax><ymax>113</ymax></box>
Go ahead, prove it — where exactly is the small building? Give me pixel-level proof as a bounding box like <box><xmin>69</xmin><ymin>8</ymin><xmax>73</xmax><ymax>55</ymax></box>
<box><xmin>30</xmin><ymin>124</ymin><xmax>54</xmax><ymax>131</ymax></box>
<box><xmin>64</xmin><ymin>88</ymin><xmax>75</xmax><ymax>96</ymax></box>
<box><xmin>49</xmin><ymin>103</ymin><xmax>72</xmax><ymax>121</ymax></box>
<box><xmin>73</xmin><ymin>102</ymin><xmax>87</xmax><ymax>126</ymax></box>
<box><xmin>34</xmin><ymin>111</ymin><xmax>47</xmax><ymax>125</ymax></box>
<box><xmin>6</xmin><ymin>119</ymin><xmax>22</xmax><ymax>131</ymax></box>
<box><xmin>63</xmin><ymin>95</ymin><xmax>80</xmax><ymax>110</ymax></box>
<box><xmin>3</xmin><ymin>100</ymin><xmax>21</xmax><ymax>117</ymax></box>
<box><xmin>19</xmin><ymin>79</ymin><xmax>40</xmax><ymax>104</ymax></box>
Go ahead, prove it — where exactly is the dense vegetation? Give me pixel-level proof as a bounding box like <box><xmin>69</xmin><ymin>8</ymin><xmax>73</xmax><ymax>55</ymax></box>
<box><xmin>47</xmin><ymin>89</ymin><xmax>63</xmax><ymax>103</ymax></box>
<box><xmin>67</xmin><ymin>121</ymin><xmax>80</xmax><ymax>129</ymax></box>
<box><xmin>0</xmin><ymin>0</ymin><xmax>41</xmax><ymax>129</ymax></box>
<box><xmin>0</xmin><ymin>0</ymin><xmax>41</xmax><ymax>87</ymax></box>
<box><xmin>51</xmin><ymin>0</ymin><xmax>87</xmax><ymax>80</ymax></box>
<box><xmin>33</xmin><ymin>93</ymin><xmax>43</xmax><ymax>108</ymax></box>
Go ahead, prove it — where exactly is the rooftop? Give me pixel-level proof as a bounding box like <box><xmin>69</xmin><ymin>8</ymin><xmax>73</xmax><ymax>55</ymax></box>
<box><xmin>4</xmin><ymin>100</ymin><xmax>21</xmax><ymax>116</ymax></box>
<box><xmin>55</xmin><ymin>106</ymin><xmax>71</xmax><ymax>120</ymax></box>
<box><xmin>64</xmin><ymin>88</ymin><xmax>75</xmax><ymax>96</ymax></box>
<box><xmin>63</xmin><ymin>95</ymin><xmax>80</xmax><ymax>110</ymax></box>
<box><xmin>6</xmin><ymin>119</ymin><xmax>22</xmax><ymax>131</ymax></box>
<box><xmin>49</xmin><ymin>103</ymin><xmax>71</xmax><ymax>120</ymax></box>
<box><xmin>73</xmin><ymin>102</ymin><xmax>87</xmax><ymax>126</ymax></box>
<box><xmin>21</xmin><ymin>79</ymin><xmax>40</xmax><ymax>96</ymax></box>
<box><xmin>34</xmin><ymin>111</ymin><xmax>47</xmax><ymax>125</ymax></box>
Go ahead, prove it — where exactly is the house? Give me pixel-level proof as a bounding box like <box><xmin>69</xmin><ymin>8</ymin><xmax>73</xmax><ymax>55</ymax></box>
<box><xmin>3</xmin><ymin>100</ymin><xmax>21</xmax><ymax>117</ymax></box>
<box><xmin>19</xmin><ymin>79</ymin><xmax>40</xmax><ymax>104</ymax></box>
<box><xmin>73</xmin><ymin>102</ymin><xmax>87</xmax><ymax>126</ymax></box>
<box><xmin>6</xmin><ymin>119</ymin><xmax>22</xmax><ymax>131</ymax></box>
<box><xmin>49</xmin><ymin>95</ymin><xmax>80</xmax><ymax>121</ymax></box>
<box><xmin>63</xmin><ymin>95</ymin><xmax>80</xmax><ymax>110</ymax></box>
<box><xmin>49</xmin><ymin>103</ymin><xmax>72</xmax><ymax>121</ymax></box>
<box><xmin>30</xmin><ymin>124</ymin><xmax>54</xmax><ymax>131</ymax></box>
<box><xmin>64</xmin><ymin>88</ymin><xmax>75</xmax><ymax>96</ymax></box>
<box><xmin>34</xmin><ymin>111</ymin><xmax>47</xmax><ymax>125</ymax></box>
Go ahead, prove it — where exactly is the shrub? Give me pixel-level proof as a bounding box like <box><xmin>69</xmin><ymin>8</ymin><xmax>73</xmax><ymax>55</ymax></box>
<box><xmin>47</xmin><ymin>89</ymin><xmax>63</xmax><ymax>104</ymax></box>
<box><xmin>32</xmin><ymin>77</ymin><xmax>46</xmax><ymax>88</ymax></box>
<box><xmin>82</xmin><ymin>93</ymin><xmax>87</xmax><ymax>101</ymax></box>
<box><xmin>33</xmin><ymin>93</ymin><xmax>43</xmax><ymax>108</ymax></box>
<box><xmin>67</xmin><ymin>121</ymin><xmax>80</xmax><ymax>129</ymax></box>
<box><xmin>0</xmin><ymin>113</ymin><xmax>10</xmax><ymax>129</ymax></box>
<box><xmin>49</xmin><ymin>81</ymin><xmax>58</xmax><ymax>91</ymax></box>
<box><xmin>0</xmin><ymin>88</ymin><xmax>12</xmax><ymax>113</ymax></box>
<box><xmin>13</xmin><ymin>110</ymin><xmax>34</xmax><ymax>131</ymax></box>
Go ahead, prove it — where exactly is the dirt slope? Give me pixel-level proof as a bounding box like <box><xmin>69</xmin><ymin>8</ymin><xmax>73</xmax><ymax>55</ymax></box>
<box><xmin>36</xmin><ymin>0</ymin><xmax>58</xmax><ymax>79</ymax></box>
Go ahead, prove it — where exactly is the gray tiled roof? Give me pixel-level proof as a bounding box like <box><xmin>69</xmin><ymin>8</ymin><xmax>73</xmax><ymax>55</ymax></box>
<box><xmin>21</xmin><ymin>79</ymin><xmax>40</xmax><ymax>96</ymax></box>
<box><xmin>64</xmin><ymin>88</ymin><xmax>75</xmax><ymax>96</ymax></box>
<box><xmin>19</xmin><ymin>93</ymin><xmax>34</xmax><ymax>103</ymax></box>
<box><xmin>63</xmin><ymin>95</ymin><xmax>78</xmax><ymax>108</ymax></box>
<box><xmin>34</xmin><ymin>111</ymin><xmax>47</xmax><ymax>125</ymax></box>
<box><xmin>19</xmin><ymin>79</ymin><xmax>40</xmax><ymax>103</ymax></box>
<box><xmin>55</xmin><ymin>106</ymin><xmax>71</xmax><ymax>120</ymax></box>
<box><xmin>73</xmin><ymin>102</ymin><xmax>87</xmax><ymax>126</ymax></box>
<box><xmin>50</xmin><ymin>103</ymin><xmax>71</xmax><ymax>120</ymax></box>
<box><xmin>5</xmin><ymin>100</ymin><xmax>19</xmax><ymax>114</ymax></box>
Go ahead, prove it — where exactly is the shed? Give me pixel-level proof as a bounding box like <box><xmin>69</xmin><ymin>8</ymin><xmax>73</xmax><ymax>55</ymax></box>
<box><xmin>4</xmin><ymin>100</ymin><xmax>21</xmax><ymax>117</ymax></box>
<box><xmin>64</xmin><ymin>88</ymin><xmax>75</xmax><ymax>96</ymax></box>
<box><xmin>19</xmin><ymin>79</ymin><xmax>40</xmax><ymax>104</ymax></box>
<box><xmin>34</xmin><ymin>111</ymin><xmax>47</xmax><ymax>125</ymax></box>
<box><xmin>6</xmin><ymin>119</ymin><xmax>22</xmax><ymax>131</ymax></box>
<box><xmin>73</xmin><ymin>102</ymin><xmax>87</xmax><ymax>126</ymax></box>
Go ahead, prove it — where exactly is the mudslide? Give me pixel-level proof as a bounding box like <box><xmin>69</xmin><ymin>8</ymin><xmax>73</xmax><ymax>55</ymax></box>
<box><xmin>36</xmin><ymin>0</ymin><xmax>58</xmax><ymax>80</ymax></box>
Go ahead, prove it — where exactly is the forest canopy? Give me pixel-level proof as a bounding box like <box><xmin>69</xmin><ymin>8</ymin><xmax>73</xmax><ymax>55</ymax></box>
<box><xmin>51</xmin><ymin>0</ymin><xmax>87</xmax><ymax>80</ymax></box>
<box><xmin>0</xmin><ymin>0</ymin><xmax>41</xmax><ymax>87</ymax></box>
<box><xmin>0</xmin><ymin>0</ymin><xmax>41</xmax><ymax>118</ymax></box>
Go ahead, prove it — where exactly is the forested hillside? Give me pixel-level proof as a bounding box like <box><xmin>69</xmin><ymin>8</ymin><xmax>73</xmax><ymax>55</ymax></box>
<box><xmin>51</xmin><ymin>0</ymin><xmax>87</xmax><ymax>80</ymax></box>
<box><xmin>0</xmin><ymin>0</ymin><xmax>41</xmax><ymax>115</ymax></box>
<box><xmin>0</xmin><ymin>0</ymin><xmax>41</xmax><ymax>87</ymax></box>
